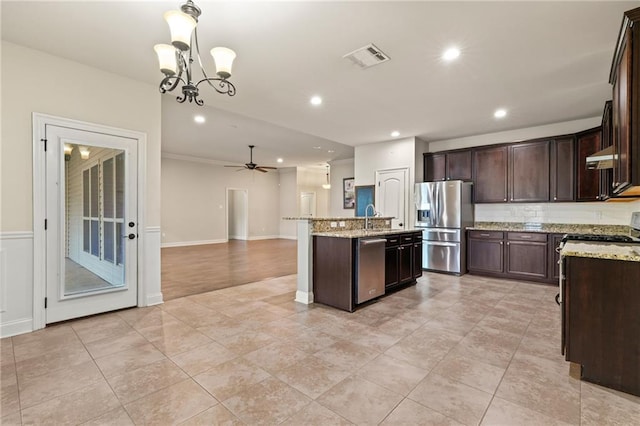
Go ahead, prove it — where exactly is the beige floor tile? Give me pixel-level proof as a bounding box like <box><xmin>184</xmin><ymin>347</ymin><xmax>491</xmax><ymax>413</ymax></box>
<box><xmin>194</xmin><ymin>358</ymin><xmax>271</xmax><ymax>401</ymax></box>
<box><xmin>373</xmin><ymin>316</ymin><xmax>423</xmax><ymax>340</ymax></box>
<box><xmin>381</xmin><ymin>398</ymin><xmax>464</xmax><ymax>425</ymax></box>
<box><xmin>275</xmin><ymin>355</ymin><xmax>351</xmax><ymax>399</ymax></box>
<box><xmin>242</xmin><ymin>341</ymin><xmax>309</xmax><ymax>373</ymax></box>
<box><xmin>15</xmin><ymin>342</ymin><xmax>92</xmax><ymax>381</ymax></box>
<box><xmin>317</xmin><ymin>376</ymin><xmax>403</xmax><ymax>425</ymax></box>
<box><xmin>18</xmin><ymin>360</ymin><xmax>104</xmax><ymax>409</ymax></box>
<box><xmin>476</xmin><ymin>314</ymin><xmax>530</xmax><ymax>336</ymax></box>
<box><xmin>254</xmin><ymin>317</ymin><xmax>312</xmax><ymax>340</ymax></box>
<box><xmin>448</xmin><ymin>337</ymin><xmax>515</xmax><ymax>369</ymax></box>
<box><xmin>217</xmin><ymin>330</ymin><xmax>281</xmax><ymax>355</ymax></box>
<box><xmin>81</xmin><ymin>406</ymin><xmax>135</xmax><ymax>426</ymax></box>
<box><xmin>282</xmin><ymin>328</ymin><xmax>340</xmax><ymax>354</ymax></box>
<box><xmin>94</xmin><ymin>342</ymin><xmax>167</xmax><ymax>378</ymax></box>
<box><xmin>107</xmin><ymin>358</ymin><xmax>188</xmax><ymax>404</ymax></box>
<box><xmin>1</xmin><ymin>380</ymin><xmax>20</xmax><ymax>417</ymax></box>
<box><xmin>170</xmin><ymin>341</ymin><xmax>237</xmax><ymax>376</ymax></box>
<box><xmin>280</xmin><ymin>401</ymin><xmax>353</xmax><ymax>425</ymax></box>
<box><xmin>0</xmin><ymin>410</ymin><xmax>22</xmax><ymax>426</ymax></box>
<box><xmin>180</xmin><ymin>404</ymin><xmax>244</xmax><ymax>425</ymax></box>
<box><xmin>408</xmin><ymin>373</ymin><xmax>493</xmax><ymax>426</ymax></box>
<box><xmin>70</xmin><ymin>313</ymin><xmax>133</xmax><ymax>344</ymax></box>
<box><xmin>0</xmin><ymin>338</ymin><xmax>15</xmax><ymax>366</ymax></box>
<box><xmin>150</xmin><ymin>327</ymin><xmax>213</xmax><ymax>357</ymax></box>
<box><xmin>384</xmin><ymin>327</ymin><xmax>461</xmax><ymax>371</ymax></box>
<box><xmin>313</xmin><ymin>339</ymin><xmax>380</xmax><ymax>371</ymax></box>
<box><xmin>120</xmin><ymin>306</ymin><xmax>179</xmax><ymax>330</ymax></box>
<box><xmin>21</xmin><ymin>381</ymin><xmax>120</xmax><ymax>425</ymax></box>
<box><xmin>84</xmin><ymin>329</ymin><xmax>148</xmax><ymax>359</ymax></box>
<box><xmin>481</xmin><ymin>397</ymin><xmax>574</xmax><ymax>426</ymax></box>
<box><xmin>432</xmin><ymin>353</ymin><xmax>506</xmax><ymax>394</ymax></box>
<box><xmin>357</xmin><ymin>354</ymin><xmax>429</xmax><ymax>396</ymax></box>
<box><xmin>222</xmin><ymin>377</ymin><xmax>311</xmax><ymax>425</ymax></box>
<box><xmin>196</xmin><ymin>316</ymin><xmax>252</xmax><ymax>341</ymax></box>
<box><xmin>12</xmin><ymin>326</ymin><xmax>82</xmax><ymax>362</ymax></box>
<box><xmin>124</xmin><ymin>379</ymin><xmax>217</xmax><ymax>425</ymax></box>
<box><xmin>580</xmin><ymin>382</ymin><xmax>640</xmax><ymax>426</ymax></box>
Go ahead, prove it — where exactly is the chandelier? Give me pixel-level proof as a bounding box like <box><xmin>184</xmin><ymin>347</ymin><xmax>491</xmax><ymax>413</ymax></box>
<box><xmin>154</xmin><ymin>0</ymin><xmax>236</xmax><ymax>106</ymax></box>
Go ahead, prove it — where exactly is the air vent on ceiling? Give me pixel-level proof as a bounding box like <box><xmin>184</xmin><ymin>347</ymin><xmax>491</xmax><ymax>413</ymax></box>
<box><xmin>343</xmin><ymin>43</ymin><xmax>390</xmax><ymax>69</ymax></box>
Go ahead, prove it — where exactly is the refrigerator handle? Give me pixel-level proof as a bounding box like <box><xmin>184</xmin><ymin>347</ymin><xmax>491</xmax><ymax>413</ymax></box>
<box><xmin>434</xmin><ymin>183</ymin><xmax>441</xmax><ymax>227</ymax></box>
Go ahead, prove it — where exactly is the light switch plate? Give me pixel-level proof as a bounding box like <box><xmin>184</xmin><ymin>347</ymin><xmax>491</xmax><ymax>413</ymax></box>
<box><xmin>339</xmin><ymin>221</ymin><xmax>346</xmax><ymax>227</ymax></box>
<box><xmin>330</xmin><ymin>222</ymin><xmax>337</xmax><ymax>228</ymax></box>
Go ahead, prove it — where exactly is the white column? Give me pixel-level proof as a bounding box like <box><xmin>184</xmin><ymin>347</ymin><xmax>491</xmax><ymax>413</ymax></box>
<box><xmin>295</xmin><ymin>219</ymin><xmax>314</xmax><ymax>304</ymax></box>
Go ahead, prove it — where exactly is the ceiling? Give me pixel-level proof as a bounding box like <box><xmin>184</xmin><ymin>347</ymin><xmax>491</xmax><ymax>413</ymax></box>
<box><xmin>2</xmin><ymin>1</ymin><xmax>636</xmax><ymax>168</ymax></box>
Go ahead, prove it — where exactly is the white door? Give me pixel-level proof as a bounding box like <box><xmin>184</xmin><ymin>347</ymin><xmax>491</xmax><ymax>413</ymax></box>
<box><xmin>376</xmin><ymin>168</ymin><xmax>409</xmax><ymax>229</ymax></box>
<box><xmin>300</xmin><ymin>192</ymin><xmax>316</xmax><ymax>217</ymax></box>
<box><xmin>45</xmin><ymin>125</ymin><xmax>138</xmax><ymax>323</ymax></box>
<box><xmin>227</xmin><ymin>188</ymin><xmax>248</xmax><ymax>240</ymax></box>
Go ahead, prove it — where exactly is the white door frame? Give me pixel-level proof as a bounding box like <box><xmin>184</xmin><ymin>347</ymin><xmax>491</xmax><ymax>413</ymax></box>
<box><xmin>375</xmin><ymin>167</ymin><xmax>410</xmax><ymax>229</ymax></box>
<box><xmin>226</xmin><ymin>188</ymin><xmax>249</xmax><ymax>241</ymax></box>
<box><xmin>32</xmin><ymin>113</ymin><xmax>147</xmax><ymax>331</ymax></box>
<box><xmin>300</xmin><ymin>191</ymin><xmax>317</xmax><ymax>217</ymax></box>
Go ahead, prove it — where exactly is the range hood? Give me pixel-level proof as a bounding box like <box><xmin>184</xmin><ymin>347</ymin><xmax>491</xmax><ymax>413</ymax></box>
<box><xmin>585</xmin><ymin>146</ymin><xmax>616</xmax><ymax>170</ymax></box>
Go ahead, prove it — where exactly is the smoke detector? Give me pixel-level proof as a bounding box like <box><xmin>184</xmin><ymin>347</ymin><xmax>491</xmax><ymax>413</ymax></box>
<box><xmin>343</xmin><ymin>43</ymin><xmax>390</xmax><ymax>69</ymax></box>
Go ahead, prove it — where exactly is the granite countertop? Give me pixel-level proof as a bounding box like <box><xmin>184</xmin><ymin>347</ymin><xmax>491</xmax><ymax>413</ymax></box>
<box><xmin>313</xmin><ymin>228</ymin><xmax>421</xmax><ymax>238</ymax></box>
<box><xmin>283</xmin><ymin>216</ymin><xmax>394</xmax><ymax>221</ymax></box>
<box><xmin>468</xmin><ymin>222</ymin><xmax>630</xmax><ymax>235</ymax></box>
<box><xmin>561</xmin><ymin>241</ymin><xmax>640</xmax><ymax>262</ymax></box>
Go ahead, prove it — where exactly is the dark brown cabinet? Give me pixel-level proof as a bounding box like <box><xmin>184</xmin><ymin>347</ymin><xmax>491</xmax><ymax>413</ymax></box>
<box><xmin>548</xmin><ymin>233</ymin><xmax>564</xmax><ymax>281</ymax></box>
<box><xmin>509</xmin><ymin>141</ymin><xmax>550</xmax><ymax>203</ymax></box>
<box><xmin>385</xmin><ymin>232</ymin><xmax>422</xmax><ymax>290</ymax></box>
<box><xmin>398</xmin><ymin>235</ymin><xmax>414</xmax><ymax>284</ymax></box>
<box><xmin>562</xmin><ymin>256</ymin><xmax>640</xmax><ymax>396</ymax></box>
<box><xmin>551</xmin><ymin>137</ymin><xmax>575</xmax><ymax>202</ymax></box>
<box><xmin>610</xmin><ymin>8</ymin><xmax>640</xmax><ymax>197</ymax></box>
<box><xmin>505</xmin><ymin>232</ymin><xmax>548</xmax><ymax>279</ymax></box>
<box><xmin>576</xmin><ymin>128</ymin><xmax>602</xmax><ymax>201</ymax></box>
<box><xmin>472</xmin><ymin>146</ymin><xmax>509</xmax><ymax>203</ymax></box>
<box><xmin>424</xmin><ymin>150</ymin><xmax>472</xmax><ymax>182</ymax></box>
<box><xmin>600</xmin><ymin>101</ymin><xmax>613</xmax><ymax>200</ymax></box>
<box><xmin>384</xmin><ymin>236</ymin><xmax>400</xmax><ymax>288</ymax></box>
<box><xmin>467</xmin><ymin>231</ymin><xmax>504</xmax><ymax>274</ymax></box>
<box><xmin>413</xmin><ymin>235</ymin><xmax>423</xmax><ymax>279</ymax></box>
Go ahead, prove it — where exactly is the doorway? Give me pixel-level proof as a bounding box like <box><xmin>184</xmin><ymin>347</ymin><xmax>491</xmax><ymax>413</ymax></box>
<box><xmin>300</xmin><ymin>191</ymin><xmax>317</xmax><ymax>217</ymax></box>
<box><xmin>33</xmin><ymin>114</ymin><xmax>143</xmax><ymax>327</ymax></box>
<box><xmin>375</xmin><ymin>168</ymin><xmax>409</xmax><ymax>229</ymax></box>
<box><xmin>227</xmin><ymin>188</ymin><xmax>248</xmax><ymax>240</ymax></box>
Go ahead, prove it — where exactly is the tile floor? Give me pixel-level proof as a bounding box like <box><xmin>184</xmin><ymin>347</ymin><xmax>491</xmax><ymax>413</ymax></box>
<box><xmin>1</xmin><ymin>273</ymin><xmax>639</xmax><ymax>425</ymax></box>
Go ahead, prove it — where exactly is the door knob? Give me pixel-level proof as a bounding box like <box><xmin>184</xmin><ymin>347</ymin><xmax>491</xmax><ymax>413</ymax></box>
<box><xmin>128</xmin><ymin>221</ymin><xmax>135</xmax><ymax>228</ymax></box>
<box><xmin>128</xmin><ymin>233</ymin><xmax>136</xmax><ymax>240</ymax></box>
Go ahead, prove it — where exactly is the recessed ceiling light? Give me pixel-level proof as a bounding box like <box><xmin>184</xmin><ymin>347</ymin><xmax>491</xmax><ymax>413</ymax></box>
<box><xmin>313</xmin><ymin>146</ymin><xmax>322</xmax><ymax>150</ymax></box>
<box><xmin>277</xmin><ymin>158</ymin><xmax>283</xmax><ymax>163</ymax></box>
<box><xmin>494</xmin><ymin>109</ymin><xmax>507</xmax><ymax>118</ymax></box>
<box><xmin>391</xmin><ymin>131</ymin><xmax>400</xmax><ymax>137</ymax></box>
<box><xmin>194</xmin><ymin>115</ymin><xmax>205</xmax><ymax>124</ymax></box>
<box><xmin>310</xmin><ymin>96</ymin><xmax>322</xmax><ymax>106</ymax></box>
<box><xmin>442</xmin><ymin>47</ymin><xmax>460</xmax><ymax>61</ymax></box>
<box><xmin>328</xmin><ymin>149</ymin><xmax>335</xmax><ymax>153</ymax></box>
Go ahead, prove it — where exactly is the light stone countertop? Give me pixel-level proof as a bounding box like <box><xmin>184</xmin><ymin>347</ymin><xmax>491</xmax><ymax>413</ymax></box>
<box><xmin>313</xmin><ymin>229</ymin><xmax>422</xmax><ymax>238</ymax></box>
<box><xmin>283</xmin><ymin>216</ymin><xmax>394</xmax><ymax>221</ymax></box>
<box><xmin>468</xmin><ymin>222</ymin><xmax>630</xmax><ymax>235</ymax></box>
<box><xmin>561</xmin><ymin>241</ymin><xmax>640</xmax><ymax>262</ymax></box>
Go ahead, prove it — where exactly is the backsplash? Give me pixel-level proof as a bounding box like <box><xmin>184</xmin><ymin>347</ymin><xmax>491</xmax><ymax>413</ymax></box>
<box><xmin>475</xmin><ymin>201</ymin><xmax>640</xmax><ymax>225</ymax></box>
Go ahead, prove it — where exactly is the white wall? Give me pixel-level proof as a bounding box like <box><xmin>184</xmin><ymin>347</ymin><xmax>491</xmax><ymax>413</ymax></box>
<box><xmin>279</xmin><ymin>168</ymin><xmax>298</xmax><ymax>238</ymax></box>
<box><xmin>328</xmin><ymin>158</ymin><xmax>355</xmax><ymax>217</ymax></box>
<box><xmin>161</xmin><ymin>156</ymin><xmax>281</xmax><ymax>246</ymax></box>
<box><xmin>296</xmin><ymin>167</ymin><xmax>329</xmax><ymax>218</ymax></box>
<box><xmin>0</xmin><ymin>41</ymin><xmax>162</xmax><ymax>337</ymax></box>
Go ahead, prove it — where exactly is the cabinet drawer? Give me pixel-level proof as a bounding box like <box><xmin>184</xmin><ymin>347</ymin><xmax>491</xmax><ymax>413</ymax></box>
<box><xmin>507</xmin><ymin>232</ymin><xmax>547</xmax><ymax>242</ymax></box>
<box><xmin>413</xmin><ymin>232</ymin><xmax>423</xmax><ymax>242</ymax></box>
<box><xmin>385</xmin><ymin>235</ymin><xmax>400</xmax><ymax>247</ymax></box>
<box><xmin>468</xmin><ymin>231</ymin><xmax>504</xmax><ymax>240</ymax></box>
<box><xmin>400</xmin><ymin>234</ymin><xmax>414</xmax><ymax>244</ymax></box>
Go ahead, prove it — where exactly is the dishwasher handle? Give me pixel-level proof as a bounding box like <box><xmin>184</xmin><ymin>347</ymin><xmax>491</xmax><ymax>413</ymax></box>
<box><xmin>360</xmin><ymin>238</ymin><xmax>387</xmax><ymax>245</ymax></box>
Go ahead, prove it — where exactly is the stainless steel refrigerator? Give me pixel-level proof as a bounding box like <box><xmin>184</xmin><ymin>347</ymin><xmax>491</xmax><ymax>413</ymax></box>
<box><xmin>414</xmin><ymin>181</ymin><xmax>473</xmax><ymax>274</ymax></box>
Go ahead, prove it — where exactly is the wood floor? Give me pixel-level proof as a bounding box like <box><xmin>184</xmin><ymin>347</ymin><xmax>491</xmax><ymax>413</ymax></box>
<box><xmin>161</xmin><ymin>239</ymin><xmax>297</xmax><ymax>300</ymax></box>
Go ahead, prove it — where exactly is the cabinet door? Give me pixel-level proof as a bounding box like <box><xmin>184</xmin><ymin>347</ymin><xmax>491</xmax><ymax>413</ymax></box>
<box><xmin>548</xmin><ymin>234</ymin><xmax>564</xmax><ymax>281</ymax></box>
<box><xmin>505</xmin><ymin>241</ymin><xmax>548</xmax><ymax>279</ymax></box>
<box><xmin>576</xmin><ymin>128</ymin><xmax>602</xmax><ymax>201</ymax></box>
<box><xmin>385</xmin><ymin>247</ymin><xmax>399</xmax><ymax>287</ymax></box>
<box><xmin>446</xmin><ymin>150</ymin><xmax>472</xmax><ymax>181</ymax></box>
<box><xmin>509</xmin><ymin>141</ymin><xmax>550</xmax><ymax>202</ymax></box>
<box><xmin>551</xmin><ymin>137</ymin><xmax>575</xmax><ymax>202</ymax></box>
<box><xmin>467</xmin><ymin>238</ymin><xmax>504</xmax><ymax>273</ymax></box>
<box><xmin>600</xmin><ymin>101</ymin><xmax>613</xmax><ymax>199</ymax></box>
<box><xmin>612</xmin><ymin>29</ymin><xmax>632</xmax><ymax>194</ymax></box>
<box><xmin>424</xmin><ymin>153</ymin><xmax>446</xmax><ymax>181</ymax></box>
<box><xmin>472</xmin><ymin>146</ymin><xmax>508</xmax><ymax>203</ymax></box>
<box><xmin>398</xmin><ymin>244</ymin><xmax>413</xmax><ymax>284</ymax></box>
<box><xmin>413</xmin><ymin>241</ymin><xmax>423</xmax><ymax>278</ymax></box>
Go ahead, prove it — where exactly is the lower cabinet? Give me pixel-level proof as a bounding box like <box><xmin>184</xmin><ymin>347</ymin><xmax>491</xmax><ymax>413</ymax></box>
<box><xmin>467</xmin><ymin>230</ymin><xmax>558</xmax><ymax>283</ymax></box>
<box><xmin>385</xmin><ymin>232</ymin><xmax>422</xmax><ymax>291</ymax></box>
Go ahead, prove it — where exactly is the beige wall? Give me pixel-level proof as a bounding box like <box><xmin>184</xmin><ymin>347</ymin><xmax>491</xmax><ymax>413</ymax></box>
<box><xmin>279</xmin><ymin>168</ymin><xmax>297</xmax><ymax>238</ymax></box>
<box><xmin>296</xmin><ymin>167</ymin><xmax>329</xmax><ymax>218</ymax></box>
<box><xmin>328</xmin><ymin>158</ymin><xmax>355</xmax><ymax>217</ymax></box>
<box><xmin>1</xmin><ymin>41</ymin><xmax>162</xmax><ymax>231</ymax></box>
<box><xmin>161</xmin><ymin>156</ymin><xmax>282</xmax><ymax>245</ymax></box>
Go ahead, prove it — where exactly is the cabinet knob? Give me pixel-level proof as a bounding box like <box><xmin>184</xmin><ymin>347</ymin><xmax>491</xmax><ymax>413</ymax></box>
<box><xmin>554</xmin><ymin>197</ymin><xmax>557</xmax><ymax>201</ymax></box>
<box><xmin>507</xmin><ymin>242</ymin><xmax>510</xmax><ymax>246</ymax></box>
<box><xmin>503</xmin><ymin>198</ymin><xmax>507</xmax><ymax>201</ymax></box>
<box><xmin>500</xmin><ymin>242</ymin><xmax>503</xmax><ymax>245</ymax></box>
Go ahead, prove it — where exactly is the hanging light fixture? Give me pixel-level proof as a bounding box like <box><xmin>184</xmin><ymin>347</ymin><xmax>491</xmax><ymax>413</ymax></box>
<box><xmin>154</xmin><ymin>0</ymin><xmax>237</xmax><ymax>106</ymax></box>
<box><xmin>322</xmin><ymin>165</ymin><xmax>331</xmax><ymax>189</ymax></box>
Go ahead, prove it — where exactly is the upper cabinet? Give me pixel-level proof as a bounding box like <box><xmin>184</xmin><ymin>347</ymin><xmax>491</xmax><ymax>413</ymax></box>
<box><xmin>509</xmin><ymin>140</ymin><xmax>550</xmax><ymax>203</ymax></box>
<box><xmin>551</xmin><ymin>137</ymin><xmax>576</xmax><ymax>202</ymax></box>
<box><xmin>611</xmin><ymin>8</ymin><xmax>640</xmax><ymax>197</ymax></box>
<box><xmin>600</xmin><ymin>101</ymin><xmax>613</xmax><ymax>199</ymax></box>
<box><xmin>472</xmin><ymin>145</ymin><xmax>508</xmax><ymax>203</ymax></box>
<box><xmin>576</xmin><ymin>128</ymin><xmax>602</xmax><ymax>201</ymax></box>
<box><xmin>424</xmin><ymin>150</ymin><xmax>472</xmax><ymax>182</ymax></box>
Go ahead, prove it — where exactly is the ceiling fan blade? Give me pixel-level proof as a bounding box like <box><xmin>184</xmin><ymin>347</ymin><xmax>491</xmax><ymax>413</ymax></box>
<box><xmin>224</xmin><ymin>165</ymin><xmax>245</xmax><ymax>168</ymax></box>
<box><xmin>255</xmin><ymin>167</ymin><xmax>269</xmax><ymax>173</ymax></box>
<box><xmin>257</xmin><ymin>166</ymin><xmax>278</xmax><ymax>170</ymax></box>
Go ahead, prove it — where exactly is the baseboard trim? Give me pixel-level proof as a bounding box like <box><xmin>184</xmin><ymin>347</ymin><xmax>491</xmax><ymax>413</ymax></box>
<box><xmin>247</xmin><ymin>235</ymin><xmax>284</xmax><ymax>241</ymax></box>
<box><xmin>0</xmin><ymin>317</ymin><xmax>33</xmax><ymax>338</ymax></box>
<box><xmin>161</xmin><ymin>239</ymin><xmax>227</xmax><ymax>248</ymax></box>
<box><xmin>0</xmin><ymin>231</ymin><xmax>34</xmax><ymax>240</ymax></box>
<box><xmin>146</xmin><ymin>293</ymin><xmax>164</xmax><ymax>306</ymax></box>
<box><xmin>278</xmin><ymin>235</ymin><xmax>297</xmax><ymax>240</ymax></box>
<box><xmin>295</xmin><ymin>290</ymin><xmax>314</xmax><ymax>305</ymax></box>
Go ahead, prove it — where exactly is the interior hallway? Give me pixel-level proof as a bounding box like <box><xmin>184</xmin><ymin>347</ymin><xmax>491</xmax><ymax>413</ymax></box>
<box><xmin>2</xmin><ymin>273</ymin><xmax>639</xmax><ymax>424</ymax></box>
<box><xmin>161</xmin><ymin>239</ymin><xmax>297</xmax><ymax>300</ymax></box>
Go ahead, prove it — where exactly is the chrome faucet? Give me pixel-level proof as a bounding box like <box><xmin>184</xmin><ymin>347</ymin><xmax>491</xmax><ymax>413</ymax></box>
<box><xmin>364</xmin><ymin>204</ymin><xmax>377</xmax><ymax>230</ymax></box>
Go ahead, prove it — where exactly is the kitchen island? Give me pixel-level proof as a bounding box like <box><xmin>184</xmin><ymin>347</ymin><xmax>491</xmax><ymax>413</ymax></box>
<box><xmin>560</xmin><ymin>240</ymin><xmax>640</xmax><ymax>397</ymax></box>
<box><xmin>313</xmin><ymin>229</ymin><xmax>423</xmax><ymax>312</ymax></box>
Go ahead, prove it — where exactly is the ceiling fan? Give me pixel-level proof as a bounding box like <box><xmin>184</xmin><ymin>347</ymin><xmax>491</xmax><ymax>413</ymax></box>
<box><xmin>224</xmin><ymin>145</ymin><xmax>277</xmax><ymax>173</ymax></box>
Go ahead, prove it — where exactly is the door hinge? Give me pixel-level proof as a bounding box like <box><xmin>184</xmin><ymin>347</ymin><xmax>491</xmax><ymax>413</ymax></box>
<box><xmin>44</xmin><ymin>219</ymin><xmax>47</xmax><ymax>230</ymax></box>
<box><xmin>44</xmin><ymin>297</ymin><xmax>48</xmax><ymax>309</ymax></box>
<box><xmin>41</xmin><ymin>138</ymin><xmax>47</xmax><ymax>151</ymax></box>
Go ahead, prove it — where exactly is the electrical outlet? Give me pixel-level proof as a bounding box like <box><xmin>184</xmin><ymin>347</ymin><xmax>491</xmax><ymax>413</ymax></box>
<box><xmin>385</xmin><ymin>220</ymin><xmax>390</xmax><ymax>225</ymax></box>
<box><xmin>339</xmin><ymin>221</ymin><xmax>346</xmax><ymax>227</ymax></box>
<box><xmin>330</xmin><ymin>221</ymin><xmax>337</xmax><ymax>228</ymax></box>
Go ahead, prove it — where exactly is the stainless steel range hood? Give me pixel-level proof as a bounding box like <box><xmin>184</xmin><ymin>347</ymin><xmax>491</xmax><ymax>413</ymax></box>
<box><xmin>585</xmin><ymin>146</ymin><xmax>616</xmax><ymax>170</ymax></box>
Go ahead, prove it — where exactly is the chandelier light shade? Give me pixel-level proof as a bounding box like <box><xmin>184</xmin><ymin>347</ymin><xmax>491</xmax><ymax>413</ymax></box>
<box><xmin>154</xmin><ymin>0</ymin><xmax>237</xmax><ymax>106</ymax></box>
<box><xmin>322</xmin><ymin>165</ymin><xmax>331</xmax><ymax>189</ymax></box>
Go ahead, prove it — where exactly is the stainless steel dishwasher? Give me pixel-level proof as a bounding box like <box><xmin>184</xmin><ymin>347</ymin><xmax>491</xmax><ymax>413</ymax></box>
<box><xmin>356</xmin><ymin>238</ymin><xmax>386</xmax><ymax>304</ymax></box>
